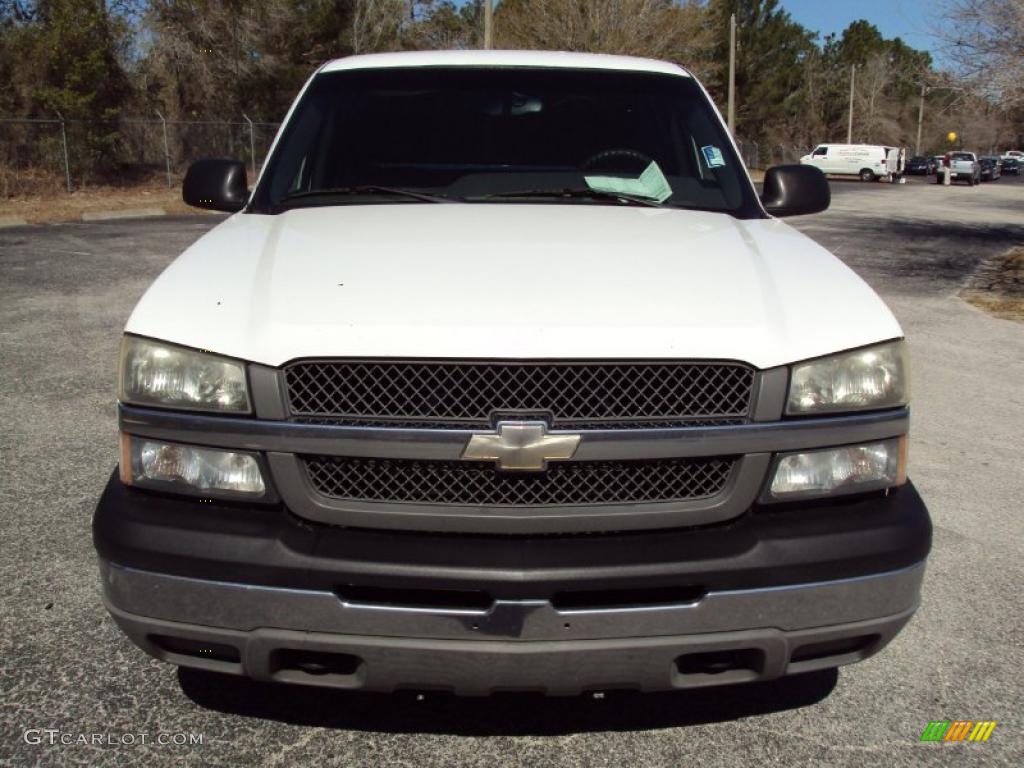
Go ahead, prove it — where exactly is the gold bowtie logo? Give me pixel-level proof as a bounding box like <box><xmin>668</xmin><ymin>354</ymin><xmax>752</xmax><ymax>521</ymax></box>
<box><xmin>461</xmin><ymin>421</ymin><xmax>581</xmax><ymax>471</ymax></box>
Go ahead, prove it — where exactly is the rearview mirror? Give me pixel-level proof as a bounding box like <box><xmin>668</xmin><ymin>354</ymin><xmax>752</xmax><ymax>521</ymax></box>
<box><xmin>183</xmin><ymin>158</ymin><xmax>248</xmax><ymax>212</ymax></box>
<box><xmin>760</xmin><ymin>165</ymin><xmax>830</xmax><ymax>217</ymax></box>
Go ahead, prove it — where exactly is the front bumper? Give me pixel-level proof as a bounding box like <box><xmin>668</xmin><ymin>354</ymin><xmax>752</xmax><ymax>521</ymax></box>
<box><xmin>105</xmin><ymin>577</ymin><xmax>919</xmax><ymax>695</ymax></box>
<box><xmin>95</xmin><ymin>473</ymin><xmax>930</xmax><ymax>694</ymax></box>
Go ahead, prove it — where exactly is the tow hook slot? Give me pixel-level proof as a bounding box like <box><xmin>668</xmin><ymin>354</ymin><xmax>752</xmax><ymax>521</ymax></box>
<box><xmin>272</xmin><ymin>649</ymin><xmax>363</xmax><ymax>678</ymax></box>
<box><xmin>673</xmin><ymin>648</ymin><xmax>765</xmax><ymax>684</ymax></box>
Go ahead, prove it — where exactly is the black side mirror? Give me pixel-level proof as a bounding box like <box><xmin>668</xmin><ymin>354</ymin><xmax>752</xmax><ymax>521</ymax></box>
<box><xmin>761</xmin><ymin>164</ymin><xmax>830</xmax><ymax>217</ymax></box>
<box><xmin>183</xmin><ymin>158</ymin><xmax>248</xmax><ymax>212</ymax></box>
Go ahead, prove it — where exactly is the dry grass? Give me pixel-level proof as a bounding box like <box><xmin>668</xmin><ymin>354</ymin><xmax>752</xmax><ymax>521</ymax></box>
<box><xmin>0</xmin><ymin>183</ymin><xmax>200</xmax><ymax>224</ymax></box>
<box><xmin>961</xmin><ymin>246</ymin><xmax>1024</xmax><ymax>322</ymax></box>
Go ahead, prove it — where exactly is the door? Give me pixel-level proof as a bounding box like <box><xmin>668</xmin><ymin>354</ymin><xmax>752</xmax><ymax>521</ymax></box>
<box><xmin>807</xmin><ymin>145</ymin><xmax>830</xmax><ymax>172</ymax></box>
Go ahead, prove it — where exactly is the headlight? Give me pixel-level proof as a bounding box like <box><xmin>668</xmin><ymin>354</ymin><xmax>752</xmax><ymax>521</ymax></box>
<box><xmin>120</xmin><ymin>435</ymin><xmax>267</xmax><ymax>498</ymax></box>
<box><xmin>787</xmin><ymin>341</ymin><xmax>907</xmax><ymax>415</ymax></box>
<box><xmin>119</xmin><ymin>336</ymin><xmax>250</xmax><ymax>413</ymax></box>
<box><xmin>765</xmin><ymin>437</ymin><xmax>907</xmax><ymax>502</ymax></box>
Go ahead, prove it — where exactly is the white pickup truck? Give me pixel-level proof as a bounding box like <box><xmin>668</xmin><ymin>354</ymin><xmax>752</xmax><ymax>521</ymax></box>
<box><xmin>940</xmin><ymin>151</ymin><xmax>981</xmax><ymax>185</ymax></box>
<box><xmin>94</xmin><ymin>51</ymin><xmax>930</xmax><ymax>695</ymax></box>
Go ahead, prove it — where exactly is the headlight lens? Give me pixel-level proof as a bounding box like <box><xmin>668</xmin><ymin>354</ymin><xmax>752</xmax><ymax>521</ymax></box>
<box><xmin>787</xmin><ymin>341</ymin><xmax>907</xmax><ymax>414</ymax></box>
<box><xmin>120</xmin><ymin>435</ymin><xmax>266</xmax><ymax>497</ymax></box>
<box><xmin>119</xmin><ymin>336</ymin><xmax>250</xmax><ymax>412</ymax></box>
<box><xmin>765</xmin><ymin>437</ymin><xmax>906</xmax><ymax>501</ymax></box>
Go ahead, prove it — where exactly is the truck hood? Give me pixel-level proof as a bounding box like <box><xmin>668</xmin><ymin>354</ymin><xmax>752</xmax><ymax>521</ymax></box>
<box><xmin>126</xmin><ymin>204</ymin><xmax>901</xmax><ymax>369</ymax></box>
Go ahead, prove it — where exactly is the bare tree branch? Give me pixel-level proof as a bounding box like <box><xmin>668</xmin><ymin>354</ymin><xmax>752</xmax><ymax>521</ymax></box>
<box><xmin>939</xmin><ymin>0</ymin><xmax>1024</xmax><ymax>102</ymax></box>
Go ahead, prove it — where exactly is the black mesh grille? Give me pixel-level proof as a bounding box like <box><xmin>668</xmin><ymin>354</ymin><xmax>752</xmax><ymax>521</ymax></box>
<box><xmin>303</xmin><ymin>456</ymin><xmax>736</xmax><ymax>507</ymax></box>
<box><xmin>285</xmin><ymin>361</ymin><xmax>755</xmax><ymax>428</ymax></box>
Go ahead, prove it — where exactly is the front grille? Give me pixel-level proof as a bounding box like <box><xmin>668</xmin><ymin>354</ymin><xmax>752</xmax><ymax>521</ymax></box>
<box><xmin>285</xmin><ymin>361</ymin><xmax>755</xmax><ymax>429</ymax></box>
<box><xmin>303</xmin><ymin>456</ymin><xmax>736</xmax><ymax>507</ymax></box>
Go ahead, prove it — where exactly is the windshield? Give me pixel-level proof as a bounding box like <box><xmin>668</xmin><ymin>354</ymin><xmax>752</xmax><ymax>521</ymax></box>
<box><xmin>250</xmin><ymin>67</ymin><xmax>762</xmax><ymax>217</ymax></box>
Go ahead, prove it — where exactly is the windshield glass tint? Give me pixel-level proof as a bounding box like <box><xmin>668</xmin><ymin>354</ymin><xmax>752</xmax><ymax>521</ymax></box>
<box><xmin>251</xmin><ymin>67</ymin><xmax>761</xmax><ymax>217</ymax></box>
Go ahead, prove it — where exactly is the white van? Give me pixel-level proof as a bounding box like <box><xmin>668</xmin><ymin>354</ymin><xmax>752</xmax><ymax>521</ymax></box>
<box><xmin>801</xmin><ymin>143</ymin><xmax>892</xmax><ymax>182</ymax></box>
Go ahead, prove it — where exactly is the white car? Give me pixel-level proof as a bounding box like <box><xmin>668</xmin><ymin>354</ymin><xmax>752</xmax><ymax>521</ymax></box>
<box><xmin>800</xmin><ymin>143</ymin><xmax>892</xmax><ymax>182</ymax></box>
<box><xmin>1000</xmin><ymin>150</ymin><xmax>1022</xmax><ymax>161</ymax></box>
<box><xmin>95</xmin><ymin>50</ymin><xmax>930</xmax><ymax>695</ymax></box>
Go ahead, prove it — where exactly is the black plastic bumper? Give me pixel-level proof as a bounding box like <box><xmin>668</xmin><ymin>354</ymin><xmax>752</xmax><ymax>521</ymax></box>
<box><xmin>93</xmin><ymin>471</ymin><xmax>931</xmax><ymax>599</ymax></box>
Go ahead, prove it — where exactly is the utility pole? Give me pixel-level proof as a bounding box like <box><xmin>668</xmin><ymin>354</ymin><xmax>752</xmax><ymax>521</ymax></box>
<box><xmin>483</xmin><ymin>0</ymin><xmax>493</xmax><ymax>49</ymax></box>
<box><xmin>727</xmin><ymin>13</ymin><xmax>736</xmax><ymax>136</ymax></box>
<box><xmin>846</xmin><ymin>64</ymin><xmax>856</xmax><ymax>144</ymax></box>
<box><xmin>242</xmin><ymin>113</ymin><xmax>256</xmax><ymax>177</ymax></box>
<box><xmin>56</xmin><ymin>110</ymin><xmax>71</xmax><ymax>194</ymax></box>
<box><xmin>156</xmin><ymin>110</ymin><xmax>172</xmax><ymax>188</ymax></box>
<box><xmin>915</xmin><ymin>82</ymin><xmax>926</xmax><ymax>156</ymax></box>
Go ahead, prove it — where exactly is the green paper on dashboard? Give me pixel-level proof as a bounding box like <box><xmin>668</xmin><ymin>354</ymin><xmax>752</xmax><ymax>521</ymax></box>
<box><xmin>584</xmin><ymin>161</ymin><xmax>673</xmax><ymax>203</ymax></box>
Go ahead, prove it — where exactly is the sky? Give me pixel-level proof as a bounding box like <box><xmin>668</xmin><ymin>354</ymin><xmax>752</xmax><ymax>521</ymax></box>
<box><xmin>779</xmin><ymin>0</ymin><xmax>944</xmax><ymax>61</ymax></box>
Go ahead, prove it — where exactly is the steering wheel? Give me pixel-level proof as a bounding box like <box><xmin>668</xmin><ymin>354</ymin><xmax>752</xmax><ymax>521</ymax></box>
<box><xmin>580</xmin><ymin>148</ymin><xmax>655</xmax><ymax>172</ymax></box>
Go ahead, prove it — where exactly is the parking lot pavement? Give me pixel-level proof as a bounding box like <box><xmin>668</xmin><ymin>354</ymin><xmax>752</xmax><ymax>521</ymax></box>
<box><xmin>1</xmin><ymin>179</ymin><xmax>1022</xmax><ymax>767</ymax></box>
<box><xmin>795</xmin><ymin>173</ymin><xmax>1024</xmax><ymax>295</ymax></box>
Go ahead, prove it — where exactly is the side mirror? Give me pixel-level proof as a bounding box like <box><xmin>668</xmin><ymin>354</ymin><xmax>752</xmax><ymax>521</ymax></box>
<box><xmin>760</xmin><ymin>164</ymin><xmax>830</xmax><ymax>217</ymax></box>
<box><xmin>183</xmin><ymin>158</ymin><xmax>248</xmax><ymax>212</ymax></box>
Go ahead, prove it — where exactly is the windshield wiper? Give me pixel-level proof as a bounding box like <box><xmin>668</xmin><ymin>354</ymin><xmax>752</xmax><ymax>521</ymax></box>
<box><xmin>473</xmin><ymin>188</ymin><xmax>665</xmax><ymax>208</ymax></box>
<box><xmin>280</xmin><ymin>185</ymin><xmax>456</xmax><ymax>205</ymax></box>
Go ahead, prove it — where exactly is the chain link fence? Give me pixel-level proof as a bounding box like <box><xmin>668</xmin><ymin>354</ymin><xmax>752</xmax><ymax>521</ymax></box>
<box><xmin>734</xmin><ymin>140</ymin><xmax>812</xmax><ymax>170</ymax></box>
<box><xmin>0</xmin><ymin>116</ymin><xmax>281</xmax><ymax>197</ymax></box>
<box><xmin>0</xmin><ymin>121</ymin><xmax>808</xmax><ymax>198</ymax></box>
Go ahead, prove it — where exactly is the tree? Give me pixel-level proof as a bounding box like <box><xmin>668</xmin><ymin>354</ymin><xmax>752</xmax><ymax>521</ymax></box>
<box><xmin>777</xmin><ymin>21</ymin><xmax>942</xmax><ymax>147</ymax></box>
<box><xmin>835</xmin><ymin>19</ymin><xmax>884</xmax><ymax>67</ymax></box>
<box><xmin>407</xmin><ymin>0</ymin><xmax>481</xmax><ymax>50</ymax></box>
<box><xmin>853</xmin><ymin>51</ymin><xmax>898</xmax><ymax>143</ymax></box>
<box><xmin>144</xmin><ymin>1</ymin><xmax>301</xmax><ymax>121</ymax></box>
<box><xmin>141</xmin><ymin>0</ymin><xmax>476</xmax><ymax>122</ymax></box>
<box><xmin>0</xmin><ymin>0</ymin><xmax>131</xmax><ymax>120</ymax></box>
<box><xmin>940</xmin><ymin>0</ymin><xmax>1024</xmax><ymax>105</ymax></box>
<box><xmin>349</xmin><ymin>0</ymin><xmax>405</xmax><ymax>54</ymax></box>
<box><xmin>833</xmin><ymin>21</ymin><xmax>934</xmax><ymax>142</ymax></box>
<box><xmin>707</xmin><ymin>0</ymin><xmax>817</xmax><ymax>143</ymax></box>
<box><xmin>0</xmin><ymin>0</ymin><xmax>132</xmax><ymax>181</ymax></box>
<box><xmin>494</xmin><ymin>0</ymin><xmax>712</xmax><ymax>71</ymax></box>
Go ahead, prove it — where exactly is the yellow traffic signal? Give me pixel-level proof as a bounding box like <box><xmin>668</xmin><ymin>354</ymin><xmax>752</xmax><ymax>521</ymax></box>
<box><xmin>947</xmin><ymin>131</ymin><xmax>958</xmax><ymax>142</ymax></box>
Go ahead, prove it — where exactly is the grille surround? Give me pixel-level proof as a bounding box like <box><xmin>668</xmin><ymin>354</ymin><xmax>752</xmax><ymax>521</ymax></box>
<box><xmin>284</xmin><ymin>360</ymin><xmax>755</xmax><ymax>429</ymax></box>
<box><xmin>303</xmin><ymin>455</ymin><xmax>736</xmax><ymax>508</ymax></box>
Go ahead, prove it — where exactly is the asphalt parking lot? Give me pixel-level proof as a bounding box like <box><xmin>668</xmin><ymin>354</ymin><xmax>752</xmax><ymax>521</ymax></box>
<box><xmin>1</xmin><ymin>175</ymin><xmax>1022</xmax><ymax>767</ymax></box>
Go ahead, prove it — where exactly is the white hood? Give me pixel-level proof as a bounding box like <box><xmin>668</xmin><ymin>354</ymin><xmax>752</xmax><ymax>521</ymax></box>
<box><xmin>126</xmin><ymin>204</ymin><xmax>902</xmax><ymax>369</ymax></box>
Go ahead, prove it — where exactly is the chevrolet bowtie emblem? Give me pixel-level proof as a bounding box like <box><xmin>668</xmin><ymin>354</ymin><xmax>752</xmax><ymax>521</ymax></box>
<box><xmin>462</xmin><ymin>421</ymin><xmax>581</xmax><ymax>471</ymax></box>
